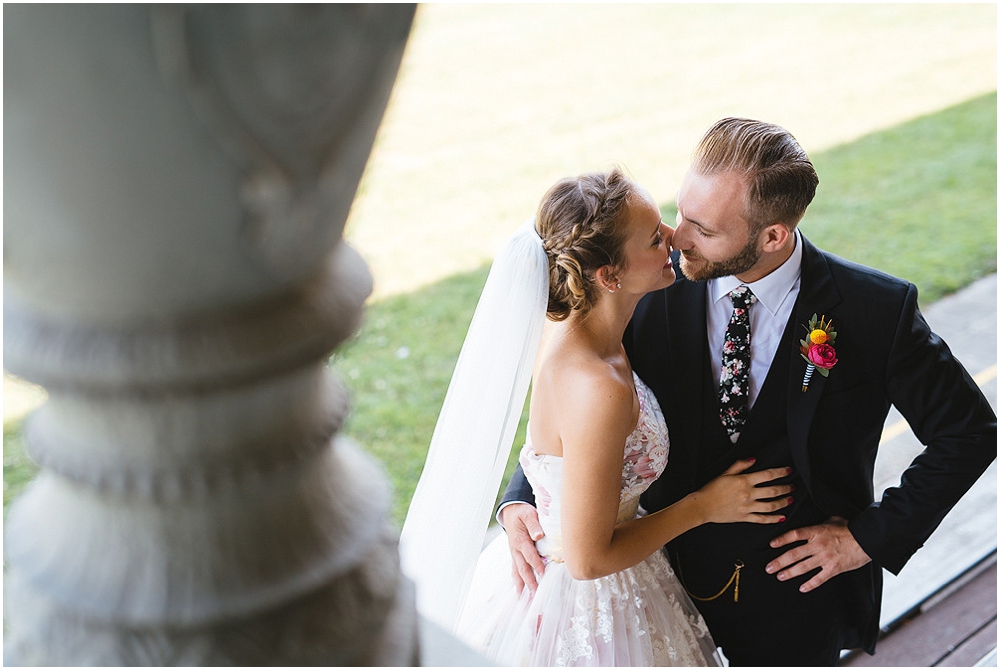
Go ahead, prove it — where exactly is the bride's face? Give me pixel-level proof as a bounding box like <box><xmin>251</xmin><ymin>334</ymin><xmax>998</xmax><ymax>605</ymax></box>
<box><xmin>618</xmin><ymin>188</ymin><xmax>676</xmax><ymax>294</ymax></box>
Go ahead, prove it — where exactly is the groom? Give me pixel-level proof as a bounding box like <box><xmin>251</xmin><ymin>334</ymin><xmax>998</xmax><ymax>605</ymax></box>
<box><xmin>499</xmin><ymin>118</ymin><xmax>997</xmax><ymax>665</ymax></box>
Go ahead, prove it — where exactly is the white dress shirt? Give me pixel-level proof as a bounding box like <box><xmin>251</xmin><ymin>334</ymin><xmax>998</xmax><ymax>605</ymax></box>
<box><xmin>707</xmin><ymin>231</ymin><xmax>803</xmax><ymax>409</ymax></box>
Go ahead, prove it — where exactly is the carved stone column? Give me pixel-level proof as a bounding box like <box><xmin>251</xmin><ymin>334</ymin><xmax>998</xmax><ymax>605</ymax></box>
<box><xmin>3</xmin><ymin>5</ymin><xmax>418</xmax><ymax>665</ymax></box>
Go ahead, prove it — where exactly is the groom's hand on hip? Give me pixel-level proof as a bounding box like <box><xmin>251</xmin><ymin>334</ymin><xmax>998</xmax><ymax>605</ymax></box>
<box><xmin>501</xmin><ymin>503</ymin><xmax>546</xmax><ymax>595</ymax></box>
<box><xmin>765</xmin><ymin>516</ymin><xmax>872</xmax><ymax>593</ymax></box>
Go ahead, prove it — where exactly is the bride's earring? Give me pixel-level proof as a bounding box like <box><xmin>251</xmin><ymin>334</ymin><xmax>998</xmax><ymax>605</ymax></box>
<box><xmin>608</xmin><ymin>282</ymin><xmax>621</xmax><ymax>293</ymax></box>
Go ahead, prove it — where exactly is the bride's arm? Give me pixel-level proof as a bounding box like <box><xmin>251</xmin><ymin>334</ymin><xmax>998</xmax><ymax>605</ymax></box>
<box><xmin>560</xmin><ymin>377</ymin><xmax>793</xmax><ymax>581</ymax></box>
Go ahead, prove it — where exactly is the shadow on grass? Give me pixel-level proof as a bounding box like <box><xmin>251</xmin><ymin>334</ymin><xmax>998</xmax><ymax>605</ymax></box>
<box><xmin>333</xmin><ymin>91</ymin><xmax>997</xmax><ymax>527</ymax></box>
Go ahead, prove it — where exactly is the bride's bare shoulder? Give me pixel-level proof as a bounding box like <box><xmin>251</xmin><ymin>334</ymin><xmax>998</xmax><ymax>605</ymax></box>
<box><xmin>536</xmin><ymin>346</ymin><xmax>633</xmax><ymax>415</ymax></box>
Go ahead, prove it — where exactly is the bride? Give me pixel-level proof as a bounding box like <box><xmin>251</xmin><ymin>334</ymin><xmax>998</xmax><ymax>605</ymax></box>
<box><xmin>400</xmin><ymin>168</ymin><xmax>793</xmax><ymax>666</ymax></box>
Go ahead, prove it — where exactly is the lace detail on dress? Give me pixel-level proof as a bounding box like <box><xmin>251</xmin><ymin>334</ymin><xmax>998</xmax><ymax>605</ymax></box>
<box><xmin>620</xmin><ymin>374</ymin><xmax>670</xmax><ymax>502</ymax></box>
<box><xmin>557</xmin><ymin>615</ymin><xmax>595</xmax><ymax>665</ymax></box>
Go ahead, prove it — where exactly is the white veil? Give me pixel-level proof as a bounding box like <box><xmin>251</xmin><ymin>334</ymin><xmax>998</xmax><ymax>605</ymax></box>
<box><xmin>399</xmin><ymin>218</ymin><xmax>548</xmax><ymax>633</ymax></box>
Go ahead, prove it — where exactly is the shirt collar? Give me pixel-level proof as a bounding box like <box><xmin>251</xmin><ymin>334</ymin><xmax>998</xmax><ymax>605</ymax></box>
<box><xmin>710</xmin><ymin>229</ymin><xmax>803</xmax><ymax>316</ymax></box>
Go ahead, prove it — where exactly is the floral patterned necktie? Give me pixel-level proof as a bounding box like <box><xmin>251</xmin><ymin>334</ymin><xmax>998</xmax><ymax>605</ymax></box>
<box><xmin>719</xmin><ymin>285</ymin><xmax>757</xmax><ymax>443</ymax></box>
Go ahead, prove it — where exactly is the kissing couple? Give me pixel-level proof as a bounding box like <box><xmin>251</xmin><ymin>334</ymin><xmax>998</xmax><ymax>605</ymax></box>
<box><xmin>400</xmin><ymin>118</ymin><xmax>996</xmax><ymax>666</ymax></box>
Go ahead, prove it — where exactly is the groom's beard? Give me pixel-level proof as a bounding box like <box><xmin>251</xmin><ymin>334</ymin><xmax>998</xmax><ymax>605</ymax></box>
<box><xmin>679</xmin><ymin>231</ymin><xmax>763</xmax><ymax>282</ymax></box>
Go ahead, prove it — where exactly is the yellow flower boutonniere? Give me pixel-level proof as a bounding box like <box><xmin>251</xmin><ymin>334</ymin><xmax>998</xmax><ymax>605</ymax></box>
<box><xmin>800</xmin><ymin>314</ymin><xmax>838</xmax><ymax>392</ymax></box>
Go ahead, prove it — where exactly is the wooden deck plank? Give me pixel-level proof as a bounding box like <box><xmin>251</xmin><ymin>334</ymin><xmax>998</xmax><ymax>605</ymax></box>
<box><xmin>841</xmin><ymin>558</ymin><xmax>996</xmax><ymax>667</ymax></box>
<box><xmin>938</xmin><ymin>618</ymin><xmax>997</xmax><ymax>667</ymax></box>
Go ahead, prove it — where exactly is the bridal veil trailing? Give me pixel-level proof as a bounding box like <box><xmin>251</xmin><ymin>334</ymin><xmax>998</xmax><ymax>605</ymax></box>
<box><xmin>399</xmin><ymin>219</ymin><xmax>548</xmax><ymax>633</ymax></box>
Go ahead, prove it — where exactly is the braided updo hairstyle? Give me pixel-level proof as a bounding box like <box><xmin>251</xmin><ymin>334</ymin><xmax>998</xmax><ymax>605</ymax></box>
<box><xmin>536</xmin><ymin>167</ymin><xmax>637</xmax><ymax>321</ymax></box>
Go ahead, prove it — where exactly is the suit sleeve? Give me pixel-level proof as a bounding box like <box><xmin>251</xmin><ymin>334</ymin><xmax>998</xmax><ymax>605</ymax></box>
<box><xmin>497</xmin><ymin>463</ymin><xmax>536</xmax><ymax>512</ymax></box>
<box><xmin>848</xmin><ymin>283</ymin><xmax>997</xmax><ymax>574</ymax></box>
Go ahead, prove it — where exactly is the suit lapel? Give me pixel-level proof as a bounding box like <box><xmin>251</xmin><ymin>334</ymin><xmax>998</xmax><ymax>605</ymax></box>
<box><xmin>665</xmin><ymin>276</ymin><xmax>708</xmax><ymax>463</ymax></box>
<box><xmin>786</xmin><ymin>236</ymin><xmax>843</xmax><ymax>490</ymax></box>
<box><xmin>667</xmin><ymin>279</ymin><xmax>708</xmax><ymax>416</ymax></box>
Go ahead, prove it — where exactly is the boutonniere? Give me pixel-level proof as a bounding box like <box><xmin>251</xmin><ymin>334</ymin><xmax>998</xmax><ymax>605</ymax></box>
<box><xmin>799</xmin><ymin>313</ymin><xmax>838</xmax><ymax>392</ymax></box>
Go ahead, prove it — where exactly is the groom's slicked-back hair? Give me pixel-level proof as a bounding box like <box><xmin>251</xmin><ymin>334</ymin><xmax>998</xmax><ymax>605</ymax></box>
<box><xmin>693</xmin><ymin>117</ymin><xmax>819</xmax><ymax>229</ymax></box>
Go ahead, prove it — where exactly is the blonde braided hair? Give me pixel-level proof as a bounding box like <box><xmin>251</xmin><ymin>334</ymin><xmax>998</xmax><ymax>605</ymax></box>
<box><xmin>536</xmin><ymin>167</ymin><xmax>636</xmax><ymax>321</ymax></box>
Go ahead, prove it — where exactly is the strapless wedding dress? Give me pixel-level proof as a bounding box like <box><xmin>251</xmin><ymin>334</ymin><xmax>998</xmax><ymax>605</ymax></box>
<box><xmin>457</xmin><ymin>373</ymin><xmax>723</xmax><ymax>666</ymax></box>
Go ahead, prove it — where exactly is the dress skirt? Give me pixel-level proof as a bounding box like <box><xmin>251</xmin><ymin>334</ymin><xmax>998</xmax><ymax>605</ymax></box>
<box><xmin>457</xmin><ymin>533</ymin><xmax>724</xmax><ymax>667</ymax></box>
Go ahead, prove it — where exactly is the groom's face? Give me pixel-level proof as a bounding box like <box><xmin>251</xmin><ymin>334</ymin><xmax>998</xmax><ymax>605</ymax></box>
<box><xmin>673</xmin><ymin>169</ymin><xmax>763</xmax><ymax>282</ymax></box>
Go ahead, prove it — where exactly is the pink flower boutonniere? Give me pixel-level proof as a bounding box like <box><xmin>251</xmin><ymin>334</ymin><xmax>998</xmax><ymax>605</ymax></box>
<box><xmin>799</xmin><ymin>313</ymin><xmax>838</xmax><ymax>392</ymax></box>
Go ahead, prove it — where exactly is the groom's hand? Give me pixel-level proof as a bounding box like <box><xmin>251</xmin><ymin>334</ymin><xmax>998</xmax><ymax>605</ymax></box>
<box><xmin>765</xmin><ymin>516</ymin><xmax>871</xmax><ymax>592</ymax></box>
<box><xmin>501</xmin><ymin>503</ymin><xmax>546</xmax><ymax>595</ymax></box>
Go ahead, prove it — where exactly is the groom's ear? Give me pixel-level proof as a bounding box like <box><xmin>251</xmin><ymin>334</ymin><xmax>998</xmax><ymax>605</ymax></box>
<box><xmin>760</xmin><ymin>223</ymin><xmax>792</xmax><ymax>252</ymax></box>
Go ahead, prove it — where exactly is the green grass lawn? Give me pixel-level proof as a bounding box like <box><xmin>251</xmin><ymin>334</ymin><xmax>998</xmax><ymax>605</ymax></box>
<box><xmin>3</xmin><ymin>95</ymin><xmax>996</xmax><ymax>524</ymax></box>
<box><xmin>805</xmin><ymin>95</ymin><xmax>997</xmax><ymax>300</ymax></box>
<box><xmin>348</xmin><ymin>4</ymin><xmax>996</xmax><ymax>301</ymax></box>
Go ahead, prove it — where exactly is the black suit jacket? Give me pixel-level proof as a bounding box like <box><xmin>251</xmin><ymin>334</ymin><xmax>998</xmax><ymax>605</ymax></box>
<box><xmin>501</xmin><ymin>234</ymin><xmax>996</xmax><ymax>651</ymax></box>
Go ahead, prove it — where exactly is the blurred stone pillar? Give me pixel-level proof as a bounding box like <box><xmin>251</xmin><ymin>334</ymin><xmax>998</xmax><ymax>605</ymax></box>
<box><xmin>3</xmin><ymin>5</ymin><xmax>418</xmax><ymax>665</ymax></box>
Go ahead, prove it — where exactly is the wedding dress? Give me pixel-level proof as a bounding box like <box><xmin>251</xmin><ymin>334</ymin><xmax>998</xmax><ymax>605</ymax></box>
<box><xmin>456</xmin><ymin>372</ymin><xmax>723</xmax><ymax>667</ymax></box>
<box><xmin>399</xmin><ymin>220</ymin><xmax>723</xmax><ymax>666</ymax></box>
